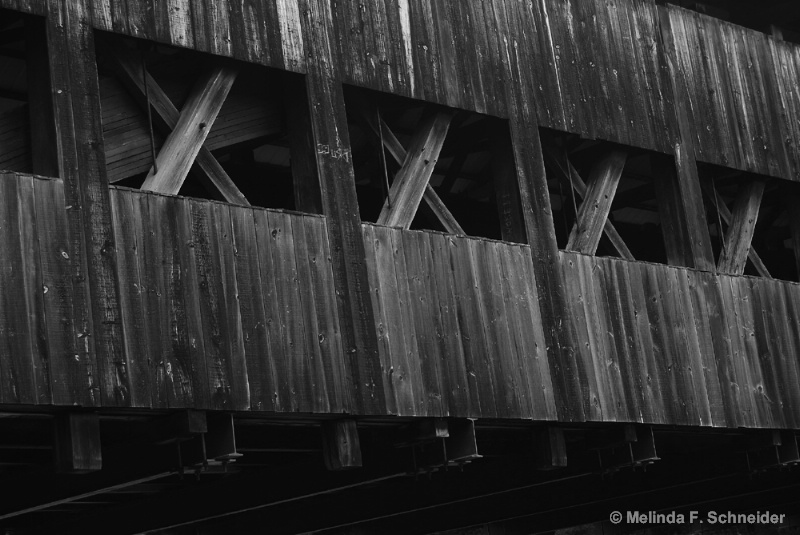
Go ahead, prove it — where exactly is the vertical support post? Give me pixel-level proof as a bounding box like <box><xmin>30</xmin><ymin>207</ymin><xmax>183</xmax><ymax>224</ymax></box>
<box><xmin>297</xmin><ymin>0</ymin><xmax>385</xmax><ymax>414</ymax></box>
<box><xmin>501</xmin><ymin>22</ymin><xmax>585</xmax><ymax>422</ymax></box>
<box><xmin>652</xmin><ymin>153</ymin><xmax>696</xmax><ymax>267</ymax></box>
<box><xmin>54</xmin><ymin>412</ymin><xmax>102</xmax><ymax>473</ymax></box>
<box><xmin>322</xmin><ymin>419</ymin><xmax>362</xmax><ymax>471</ymax></box>
<box><xmin>534</xmin><ymin>426</ymin><xmax>567</xmax><ymax>470</ymax></box>
<box><xmin>492</xmin><ymin>125</ymin><xmax>527</xmax><ymax>244</ymax></box>
<box><xmin>284</xmin><ymin>73</ymin><xmax>323</xmax><ymax>214</ymax></box>
<box><xmin>45</xmin><ymin>0</ymin><xmax>127</xmax><ymax>407</ymax></box>
<box><xmin>658</xmin><ymin>6</ymin><xmax>716</xmax><ymax>271</ymax></box>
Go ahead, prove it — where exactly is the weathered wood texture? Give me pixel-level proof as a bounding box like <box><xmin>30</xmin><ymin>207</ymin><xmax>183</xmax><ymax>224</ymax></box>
<box><xmin>2</xmin><ymin>0</ymin><xmax>800</xmax><ymax>181</ymax></box>
<box><xmin>0</xmin><ymin>174</ymin><xmax>75</xmax><ymax>405</ymax></box>
<box><xmin>108</xmin><ymin>186</ymin><xmax>347</xmax><ymax>411</ymax></box>
<box><xmin>3</xmin><ymin>177</ymin><xmax>800</xmax><ymax>428</ymax></box>
<box><xmin>363</xmin><ymin>227</ymin><xmax>800</xmax><ymax>427</ymax></box>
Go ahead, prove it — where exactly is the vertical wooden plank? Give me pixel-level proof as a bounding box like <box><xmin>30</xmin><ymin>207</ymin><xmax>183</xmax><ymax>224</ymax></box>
<box><xmin>601</xmin><ymin>257</ymin><xmax>646</xmax><ymax>423</ymax></box>
<box><xmin>625</xmin><ymin>261</ymin><xmax>666</xmax><ymax>424</ymax></box>
<box><xmin>34</xmin><ymin>177</ymin><xmax>77</xmax><ymax>406</ymax></box>
<box><xmin>588</xmin><ymin>257</ymin><xmax>629</xmax><ymax>422</ymax></box>
<box><xmin>125</xmin><ymin>0</ymin><xmax>155</xmax><ymax>40</ymax></box>
<box><xmin>189</xmin><ymin>200</ymin><xmax>237</xmax><ymax>410</ymax></box>
<box><xmin>362</xmin><ymin>225</ymin><xmax>398</xmax><ymax>415</ymax></box>
<box><xmin>474</xmin><ymin>238</ymin><xmax>526</xmax><ymax>418</ymax></box>
<box><xmin>136</xmin><ymin>191</ymin><xmax>169</xmax><ymax>408</ymax></box>
<box><xmin>296</xmin><ymin>215</ymin><xmax>347</xmax><ymax>408</ymax></box>
<box><xmin>749</xmin><ymin>278</ymin><xmax>788</xmax><ymax>429</ymax></box>
<box><xmin>406</xmin><ymin>0</ymin><xmax>441</xmax><ymax>102</ymax></box>
<box><xmin>174</xmin><ymin>196</ymin><xmax>210</xmax><ymax>410</ymax></box>
<box><xmin>732</xmin><ymin>277</ymin><xmax>771</xmax><ymax>428</ymax></box>
<box><xmin>515</xmin><ymin>245</ymin><xmax>558</xmax><ymax>421</ymax></box>
<box><xmin>275</xmin><ymin>0</ymin><xmax>304</xmax><ymax>71</ymax></box>
<box><xmin>696</xmin><ymin>271</ymin><xmax>740</xmax><ymax>428</ymax></box>
<box><xmin>559</xmin><ymin>253</ymin><xmax>602</xmax><ymax>422</ymax></box>
<box><xmin>779</xmin><ymin>282</ymin><xmax>800</xmax><ymax>425</ymax></box>
<box><xmin>449</xmin><ymin>235</ymin><xmax>494</xmax><ymax>417</ymax></box>
<box><xmin>685</xmin><ymin>269</ymin><xmax>727</xmax><ymax>427</ymax></box>
<box><xmin>640</xmin><ymin>262</ymin><xmax>684</xmax><ymax>425</ymax></box>
<box><xmin>402</xmin><ymin>231</ymin><xmax>446</xmax><ymax>417</ymax></box>
<box><xmin>252</xmin><ymin>208</ymin><xmax>290</xmax><ymax>412</ymax></box>
<box><xmin>166</xmin><ymin>0</ymin><xmax>194</xmax><ymax>48</ymax></box>
<box><xmin>717</xmin><ymin>275</ymin><xmax>754</xmax><ymax>428</ymax></box>
<box><xmin>109</xmin><ymin>189</ymin><xmax>152</xmax><ymax>408</ymax></box>
<box><xmin>17</xmin><ymin>176</ymin><xmax>51</xmax><ymax>405</ymax></box>
<box><xmin>293</xmin><ymin>214</ymin><xmax>331</xmax><ymax>413</ymax></box>
<box><xmin>230</xmin><ymin>206</ymin><xmax>276</xmax><ymax>411</ymax></box>
<box><xmin>672</xmin><ymin>267</ymin><xmax>712</xmax><ymax>426</ymax></box>
<box><xmin>266</xmin><ymin>210</ymin><xmax>312</xmax><ymax>413</ymax></box>
<box><xmin>152</xmin><ymin>192</ymin><xmax>201</xmax><ymax>409</ymax></box>
<box><xmin>153</xmin><ymin>193</ymin><xmax>198</xmax><ymax>409</ymax></box>
<box><xmin>298</xmin><ymin>0</ymin><xmax>386</xmax><ymax>414</ymax></box>
<box><xmin>428</xmin><ymin>233</ymin><xmax>471</xmax><ymax>416</ymax></box>
<box><xmin>211</xmin><ymin>202</ymin><xmax>249</xmax><ymax>410</ymax></box>
<box><xmin>496</xmin><ymin>243</ymin><xmax>536</xmax><ymax>419</ymax></box>
<box><xmin>0</xmin><ymin>175</ymin><xmax>39</xmax><ymax>404</ymax></box>
<box><xmin>108</xmin><ymin>0</ymin><xmax>129</xmax><ymax>33</ymax></box>
<box><xmin>383</xmin><ymin>0</ymin><xmax>415</xmax><ymax>97</ymax></box>
<box><xmin>429</xmin><ymin>0</ymin><xmax>459</xmax><ymax>107</ymax></box>
<box><xmin>386</xmin><ymin>226</ymin><xmax>425</xmax><ymax>415</ymax></box>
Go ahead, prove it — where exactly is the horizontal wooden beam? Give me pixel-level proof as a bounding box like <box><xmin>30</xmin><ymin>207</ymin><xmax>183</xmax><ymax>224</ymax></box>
<box><xmin>377</xmin><ymin>112</ymin><xmax>453</xmax><ymax>229</ymax></box>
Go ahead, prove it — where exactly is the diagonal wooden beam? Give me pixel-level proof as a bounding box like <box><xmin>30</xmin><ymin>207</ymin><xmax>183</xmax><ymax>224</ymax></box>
<box><xmin>566</xmin><ymin>150</ymin><xmax>627</xmax><ymax>255</ymax></box>
<box><xmin>544</xmin><ymin>146</ymin><xmax>633</xmax><ymax>260</ymax></box>
<box><xmin>702</xmin><ymin>182</ymin><xmax>770</xmax><ymax>278</ymax></box>
<box><xmin>377</xmin><ymin>112</ymin><xmax>453</xmax><ymax>229</ymax></box>
<box><xmin>108</xmin><ymin>47</ymin><xmax>249</xmax><ymax>205</ymax></box>
<box><xmin>141</xmin><ymin>66</ymin><xmax>237</xmax><ymax>195</ymax></box>
<box><xmin>708</xmin><ymin>180</ymin><xmax>769</xmax><ymax>277</ymax></box>
<box><xmin>356</xmin><ymin>104</ymin><xmax>464</xmax><ymax>234</ymax></box>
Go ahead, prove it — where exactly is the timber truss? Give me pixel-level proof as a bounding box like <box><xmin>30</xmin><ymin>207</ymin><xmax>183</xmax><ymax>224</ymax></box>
<box><xmin>542</xmin><ymin>130</ymin><xmax>800</xmax><ymax>281</ymax></box>
<box><xmin>345</xmin><ymin>88</ymin><xmax>523</xmax><ymax>241</ymax></box>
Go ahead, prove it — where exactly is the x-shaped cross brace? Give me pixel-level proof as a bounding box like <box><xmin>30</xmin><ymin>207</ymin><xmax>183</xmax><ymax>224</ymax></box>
<box><xmin>107</xmin><ymin>44</ymin><xmax>249</xmax><ymax>206</ymax></box>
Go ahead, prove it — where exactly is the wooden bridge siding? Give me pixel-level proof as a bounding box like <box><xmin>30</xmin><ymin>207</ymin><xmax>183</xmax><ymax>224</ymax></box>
<box><xmin>558</xmin><ymin>251</ymin><xmax>800</xmax><ymax>428</ymax></box>
<box><xmin>362</xmin><ymin>224</ymin><xmax>555</xmax><ymax>420</ymax></box>
<box><xmin>361</xmin><ymin>232</ymin><xmax>800</xmax><ymax>425</ymax></box>
<box><xmin>4</xmin><ymin>179</ymin><xmax>800</xmax><ymax>428</ymax></box>
<box><xmin>5</xmin><ymin>0</ymin><xmax>799</xmax><ymax>176</ymax></box>
<box><xmin>0</xmin><ymin>173</ymin><xmax>77</xmax><ymax>406</ymax></box>
<box><xmin>107</xmin><ymin>186</ymin><xmax>348</xmax><ymax>412</ymax></box>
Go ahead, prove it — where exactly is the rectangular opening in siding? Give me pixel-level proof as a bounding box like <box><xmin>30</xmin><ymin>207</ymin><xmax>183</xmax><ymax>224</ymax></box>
<box><xmin>0</xmin><ymin>11</ymin><xmax>57</xmax><ymax>178</ymax></box>
<box><xmin>698</xmin><ymin>162</ymin><xmax>800</xmax><ymax>281</ymax></box>
<box><xmin>94</xmin><ymin>33</ymin><xmax>319</xmax><ymax>213</ymax></box>
<box><xmin>541</xmin><ymin>128</ymin><xmax>676</xmax><ymax>265</ymax></box>
<box><xmin>343</xmin><ymin>85</ymin><xmax>524</xmax><ymax>242</ymax></box>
